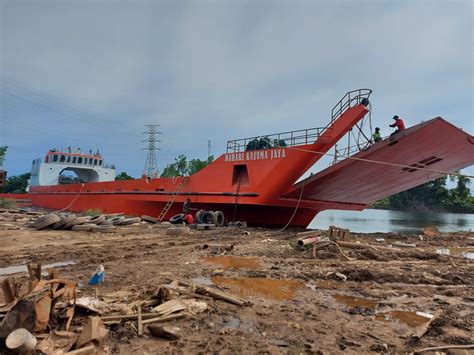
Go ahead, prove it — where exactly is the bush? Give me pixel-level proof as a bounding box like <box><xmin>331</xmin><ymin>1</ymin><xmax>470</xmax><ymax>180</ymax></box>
<box><xmin>0</xmin><ymin>198</ymin><xmax>16</xmax><ymax>209</ymax></box>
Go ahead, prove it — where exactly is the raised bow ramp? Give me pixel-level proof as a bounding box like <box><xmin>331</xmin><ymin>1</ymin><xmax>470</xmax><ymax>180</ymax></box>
<box><xmin>284</xmin><ymin>117</ymin><xmax>474</xmax><ymax>205</ymax></box>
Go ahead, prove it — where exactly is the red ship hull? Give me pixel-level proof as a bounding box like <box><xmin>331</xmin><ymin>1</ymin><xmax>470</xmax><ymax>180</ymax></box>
<box><xmin>8</xmin><ymin>89</ymin><xmax>472</xmax><ymax>227</ymax></box>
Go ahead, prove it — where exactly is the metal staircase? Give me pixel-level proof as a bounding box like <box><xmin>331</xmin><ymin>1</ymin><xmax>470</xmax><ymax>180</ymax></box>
<box><xmin>157</xmin><ymin>175</ymin><xmax>189</xmax><ymax>222</ymax></box>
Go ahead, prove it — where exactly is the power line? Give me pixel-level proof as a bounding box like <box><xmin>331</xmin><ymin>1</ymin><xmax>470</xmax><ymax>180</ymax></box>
<box><xmin>142</xmin><ymin>124</ymin><xmax>161</xmax><ymax>178</ymax></box>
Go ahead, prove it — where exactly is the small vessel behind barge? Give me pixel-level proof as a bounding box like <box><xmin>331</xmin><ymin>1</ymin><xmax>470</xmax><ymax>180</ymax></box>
<box><xmin>27</xmin><ymin>89</ymin><xmax>474</xmax><ymax>227</ymax></box>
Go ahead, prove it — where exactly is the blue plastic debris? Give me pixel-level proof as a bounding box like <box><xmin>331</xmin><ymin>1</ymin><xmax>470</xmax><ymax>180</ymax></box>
<box><xmin>88</xmin><ymin>265</ymin><xmax>105</xmax><ymax>285</ymax></box>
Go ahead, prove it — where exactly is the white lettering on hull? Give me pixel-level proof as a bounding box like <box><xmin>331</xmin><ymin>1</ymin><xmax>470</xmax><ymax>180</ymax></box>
<box><xmin>224</xmin><ymin>149</ymin><xmax>287</xmax><ymax>162</ymax></box>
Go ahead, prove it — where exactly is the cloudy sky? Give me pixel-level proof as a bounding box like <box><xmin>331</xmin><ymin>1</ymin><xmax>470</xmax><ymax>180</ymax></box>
<box><xmin>0</xmin><ymin>0</ymin><xmax>472</xmax><ymax>178</ymax></box>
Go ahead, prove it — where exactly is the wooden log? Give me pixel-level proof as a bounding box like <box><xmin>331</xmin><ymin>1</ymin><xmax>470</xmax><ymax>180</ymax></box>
<box><xmin>1</xmin><ymin>278</ymin><xmax>15</xmax><ymax>303</ymax></box>
<box><xmin>337</xmin><ymin>241</ymin><xmax>402</xmax><ymax>252</ymax></box>
<box><xmin>65</xmin><ymin>344</ymin><xmax>96</xmax><ymax>354</ymax></box>
<box><xmin>298</xmin><ymin>236</ymin><xmax>323</xmax><ymax>246</ymax></box>
<box><xmin>167</xmin><ymin>277</ymin><xmax>247</xmax><ymax>306</ymax></box>
<box><xmin>101</xmin><ymin>313</ymin><xmax>162</xmax><ymax>322</ymax></box>
<box><xmin>411</xmin><ymin>311</ymin><xmax>442</xmax><ymax>340</ymax></box>
<box><xmin>296</xmin><ymin>230</ymin><xmax>322</xmax><ymax>239</ymax></box>
<box><xmin>141</xmin><ymin>313</ymin><xmax>186</xmax><ymax>325</ymax></box>
<box><xmin>137</xmin><ymin>306</ymin><xmax>143</xmax><ymax>336</ymax></box>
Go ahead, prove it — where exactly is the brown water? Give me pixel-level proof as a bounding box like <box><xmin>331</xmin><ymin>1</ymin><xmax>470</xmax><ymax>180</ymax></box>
<box><xmin>211</xmin><ymin>277</ymin><xmax>304</xmax><ymax>300</ymax></box>
<box><xmin>203</xmin><ymin>256</ymin><xmax>262</xmax><ymax>269</ymax></box>
<box><xmin>333</xmin><ymin>294</ymin><xmax>378</xmax><ymax>310</ymax></box>
<box><xmin>376</xmin><ymin>311</ymin><xmax>431</xmax><ymax>327</ymax></box>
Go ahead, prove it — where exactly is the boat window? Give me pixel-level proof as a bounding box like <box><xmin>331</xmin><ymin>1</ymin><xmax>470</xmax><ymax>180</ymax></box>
<box><xmin>53</xmin><ymin>155</ymin><xmax>58</xmax><ymax>162</ymax></box>
<box><xmin>72</xmin><ymin>157</ymin><xmax>76</xmax><ymax>164</ymax></box>
<box><xmin>66</xmin><ymin>156</ymin><xmax>71</xmax><ymax>163</ymax></box>
<box><xmin>89</xmin><ymin>158</ymin><xmax>93</xmax><ymax>165</ymax></box>
<box><xmin>99</xmin><ymin>160</ymin><xmax>103</xmax><ymax>166</ymax></box>
<box><xmin>60</xmin><ymin>155</ymin><xmax>66</xmax><ymax>162</ymax></box>
<box><xmin>94</xmin><ymin>159</ymin><xmax>98</xmax><ymax>165</ymax></box>
<box><xmin>78</xmin><ymin>157</ymin><xmax>82</xmax><ymax>164</ymax></box>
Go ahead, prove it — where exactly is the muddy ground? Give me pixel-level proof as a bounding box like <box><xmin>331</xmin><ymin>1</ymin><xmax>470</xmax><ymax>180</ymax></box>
<box><xmin>0</xmin><ymin>214</ymin><xmax>473</xmax><ymax>354</ymax></box>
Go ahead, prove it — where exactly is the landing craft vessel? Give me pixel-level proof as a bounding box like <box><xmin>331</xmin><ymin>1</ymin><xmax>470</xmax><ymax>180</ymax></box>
<box><xmin>26</xmin><ymin>89</ymin><xmax>474</xmax><ymax>227</ymax></box>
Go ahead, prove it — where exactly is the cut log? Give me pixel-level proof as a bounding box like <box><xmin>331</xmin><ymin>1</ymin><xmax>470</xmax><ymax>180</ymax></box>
<box><xmin>337</xmin><ymin>241</ymin><xmax>402</xmax><ymax>252</ymax></box>
<box><xmin>141</xmin><ymin>313</ymin><xmax>186</xmax><ymax>325</ymax></box>
<box><xmin>296</xmin><ymin>230</ymin><xmax>322</xmax><ymax>239</ymax></box>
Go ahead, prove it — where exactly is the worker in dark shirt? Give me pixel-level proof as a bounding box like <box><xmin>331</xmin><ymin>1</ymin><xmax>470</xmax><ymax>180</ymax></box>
<box><xmin>372</xmin><ymin>127</ymin><xmax>382</xmax><ymax>142</ymax></box>
<box><xmin>390</xmin><ymin>115</ymin><xmax>406</xmax><ymax>135</ymax></box>
<box><xmin>183</xmin><ymin>198</ymin><xmax>191</xmax><ymax>215</ymax></box>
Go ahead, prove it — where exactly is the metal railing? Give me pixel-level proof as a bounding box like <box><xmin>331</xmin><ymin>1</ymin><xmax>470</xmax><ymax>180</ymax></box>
<box><xmin>226</xmin><ymin>88</ymin><xmax>372</xmax><ymax>153</ymax></box>
<box><xmin>226</xmin><ymin>127</ymin><xmax>328</xmax><ymax>153</ymax></box>
<box><xmin>330</xmin><ymin>88</ymin><xmax>372</xmax><ymax>124</ymax></box>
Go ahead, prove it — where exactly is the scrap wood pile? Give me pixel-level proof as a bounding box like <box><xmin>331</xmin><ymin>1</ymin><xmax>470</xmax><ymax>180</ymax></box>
<box><xmin>295</xmin><ymin>225</ymin><xmax>405</xmax><ymax>259</ymax></box>
<box><xmin>0</xmin><ymin>265</ymin><xmax>248</xmax><ymax>354</ymax></box>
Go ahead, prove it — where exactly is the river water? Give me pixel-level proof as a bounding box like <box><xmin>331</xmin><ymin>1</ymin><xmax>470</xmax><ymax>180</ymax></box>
<box><xmin>308</xmin><ymin>209</ymin><xmax>474</xmax><ymax>233</ymax></box>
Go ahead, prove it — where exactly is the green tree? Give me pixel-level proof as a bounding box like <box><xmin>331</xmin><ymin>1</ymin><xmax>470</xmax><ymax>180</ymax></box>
<box><xmin>5</xmin><ymin>173</ymin><xmax>31</xmax><ymax>193</ymax></box>
<box><xmin>115</xmin><ymin>172</ymin><xmax>135</xmax><ymax>181</ymax></box>
<box><xmin>0</xmin><ymin>146</ymin><xmax>7</xmax><ymax>166</ymax></box>
<box><xmin>160</xmin><ymin>155</ymin><xmax>214</xmax><ymax>177</ymax></box>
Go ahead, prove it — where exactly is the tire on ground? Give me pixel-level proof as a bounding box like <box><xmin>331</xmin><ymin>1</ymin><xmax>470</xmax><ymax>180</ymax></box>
<box><xmin>169</xmin><ymin>213</ymin><xmax>185</xmax><ymax>224</ymax></box>
<box><xmin>34</xmin><ymin>213</ymin><xmax>61</xmax><ymax>230</ymax></box>
<box><xmin>201</xmin><ymin>211</ymin><xmax>217</xmax><ymax>225</ymax></box>
<box><xmin>195</xmin><ymin>210</ymin><xmax>204</xmax><ymax>224</ymax></box>
<box><xmin>214</xmin><ymin>211</ymin><xmax>225</xmax><ymax>227</ymax></box>
<box><xmin>120</xmin><ymin>217</ymin><xmax>141</xmax><ymax>225</ymax></box>
<box><xmin>88</xmin><ymin>215</ymin><xmax>106</xmax><ymax>225</ymax></box>
<box><xmin>71</xmin><ymin>223</ymin><xmax>95</xmax><ymax>232</ymax></box>
<box><xmin>99</xmin><ymin>220</ymin><xmax>113</xmax><ymax>226</ymax></box>
<box><xmin>141</xmin><ymin>215</ymin><xmax>158</xmax><ymax>224</ymax></box>
<box><xmin>52</xmin><ymin>214</ymin><xmax>77</xmax><ymax>229</ymax></box>
<box><xmin>64</xmin><ymin>216</ymin><xmax>90</xmax><ymax>229</ymax></box>
<box><xmin>109</xmin><ymin>216</ymin><xmax>125</xmax><ymax>225</ymax></box>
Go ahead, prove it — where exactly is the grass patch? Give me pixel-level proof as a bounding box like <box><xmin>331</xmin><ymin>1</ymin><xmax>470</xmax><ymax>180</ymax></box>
<box><xmin>0</xmin><ymin>198</ymin><xmax>16</xmax><ymax>209</ymax></box>
<box><xmin>84</xmin><ymin>208</ymin><xmax>103</xmax><ymax>216</ymax></box>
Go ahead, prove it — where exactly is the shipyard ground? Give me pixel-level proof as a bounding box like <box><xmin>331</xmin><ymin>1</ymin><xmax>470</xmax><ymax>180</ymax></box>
<box><xmin>0</xmin><ymin>221</ymin><xmax>473</xmax><ymax>354</ymax></box>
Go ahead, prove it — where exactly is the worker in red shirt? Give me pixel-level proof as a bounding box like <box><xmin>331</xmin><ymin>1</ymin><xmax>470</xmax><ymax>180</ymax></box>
<box><xmin>183</xmin><ymin>214</ymin><xmax>194</xmax><ymax>224</ymax></box>
<box><xmin>389</xmin><ymin>115</ymin><xmax>406</xmax><ymax>136</ymax></box>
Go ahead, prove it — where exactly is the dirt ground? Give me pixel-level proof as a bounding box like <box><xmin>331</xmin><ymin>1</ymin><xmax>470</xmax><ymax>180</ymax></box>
<box><xmin>0</xmin><ymin>213</ymin><xmax>473</xmax><ymax>354</ymax></box>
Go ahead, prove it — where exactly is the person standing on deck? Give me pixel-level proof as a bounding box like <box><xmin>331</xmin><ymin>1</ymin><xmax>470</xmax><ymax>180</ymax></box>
<box><xmin>390</xmin><ymin>115</ymin><xmax>406</xmax><ymax>135</ymax></box>
<box><xmin>372</xmin><ymin>127</ymin><xmax>382</xmax><ymax>142</ymax></box>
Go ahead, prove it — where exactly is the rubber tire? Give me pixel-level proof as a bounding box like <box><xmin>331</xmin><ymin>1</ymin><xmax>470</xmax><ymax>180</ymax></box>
<box><xmin>141</xmin><ymin>215</ymin><xmax>158</xmax><ymax>224</ymax></box>
<box><xmin>89</xmin><ymin>215</ymin><xmax>106</xmax><ymax>225</ymax></box>
<box><xmin>99</xmin><ymin>220</ymin><xmax>113</xmax><ymax>226</ymax></box>
<box><xmin>64</xmin><ymin>216</ymin><xmax>90</xmax><ymax>229</ymax></box>
<box><xmin>214</xmin><ymin>211</ymin><xmax>225</xmax><ymax>227</ymax></box>
<box><xmin>120</xmin><ymin>217</ymin><xmax>141</xmax><ymax>225</ymax></box>
<box><xmin>195</xmin><ymin>210</ymin><xmax>204</xmax><ymax>224</ymax></box>
<box><xmin>34</xmin><ymin>213</ymin><xmax>61</xmax><ymax>230</ymax></box>
<box><xmin>109</xmin><ymin>216</ymin><xmax>125</xmax><ymax>225</ymax></box>
<box><xmin>201</xmin><ymin>211</ymin><xmax>217</xmax><ymax>225</ymax></box>
<box><xmin>71</xmin><ymin>223</ymin><xmax>95</xmax><ymax>232</ymax></box>
<box><xmin>52</xmin><ymin>214</ymin><xmax>77</xmax><ymax>229</ymax></box>
<box><xmin>169</xmin><ymin>213</ymin><xmax>185</xmax><ymax>224</ymax></box>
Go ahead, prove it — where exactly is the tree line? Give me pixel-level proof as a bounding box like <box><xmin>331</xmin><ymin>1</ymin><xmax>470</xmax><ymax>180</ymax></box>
<box><xmin>372</xmin><ymin>174</ymin><xmax>474</xmax><ymax>213</ymax></box>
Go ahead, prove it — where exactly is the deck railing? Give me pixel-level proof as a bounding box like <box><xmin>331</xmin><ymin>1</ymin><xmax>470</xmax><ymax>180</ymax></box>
<box><xmin>226</xmin><ymin>89</ymin><xmax>372</xmax><ymax>153</ymax></box>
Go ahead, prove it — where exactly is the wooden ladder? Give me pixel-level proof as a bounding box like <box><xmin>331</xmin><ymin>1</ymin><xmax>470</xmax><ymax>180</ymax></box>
<box><xmin>157</xmin><ymin>175</ymin><xmax>189</xmax><ymax>222</ymax></box>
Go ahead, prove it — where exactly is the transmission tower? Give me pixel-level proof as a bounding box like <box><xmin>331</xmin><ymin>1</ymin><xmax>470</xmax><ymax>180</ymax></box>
<box><xmin>142</xmin><ymin>124</ymin><xmax>161</xmax><ymax>178</ymax></box>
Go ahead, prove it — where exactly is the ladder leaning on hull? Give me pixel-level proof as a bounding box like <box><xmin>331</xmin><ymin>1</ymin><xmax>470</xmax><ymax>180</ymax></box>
<box><xmin>157</xmin><ymin>176</ymin><xmax>190</xmax><ymax>222</ymax></box>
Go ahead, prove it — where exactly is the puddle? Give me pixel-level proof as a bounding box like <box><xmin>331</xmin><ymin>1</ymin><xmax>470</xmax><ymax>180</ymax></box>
<box><xmin>0</xmin><ymin>261</ymin><xmax>76</xmax><ymax>276</ymax></box>
<box><xmin>211</xmin><ymin>277</ymin><xmax>304</xmax><ymax>300</ymax></box>
<box><xmin>333</xmin><ymin>294</ymin><xmax>378</xmax><ymax>310</ymax></box>
<box><xmin>203</xmin><ymin>256</ymin><xmax>262</xmax><ymax>269</ymax></box>
<box><xmin>191</xmin><ymin>276</ymin><xmax>214</xmax><ymax>286</ymax></box>
<box><xmin>436</xmin><ymin>248</ymin><xmax>474</xmax><ymax>260</ymax></box>
<box><xmin>376</xmin><ymin>311</ymin><xmax>432</xmax><ymax>327</ymax></box>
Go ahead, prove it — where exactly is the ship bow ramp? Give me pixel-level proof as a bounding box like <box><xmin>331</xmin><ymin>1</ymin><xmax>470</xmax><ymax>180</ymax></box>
<box><xmin>283</xmin><ymin>117</ymin><xmax>474</xmax><ymax>206</ymax></box>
